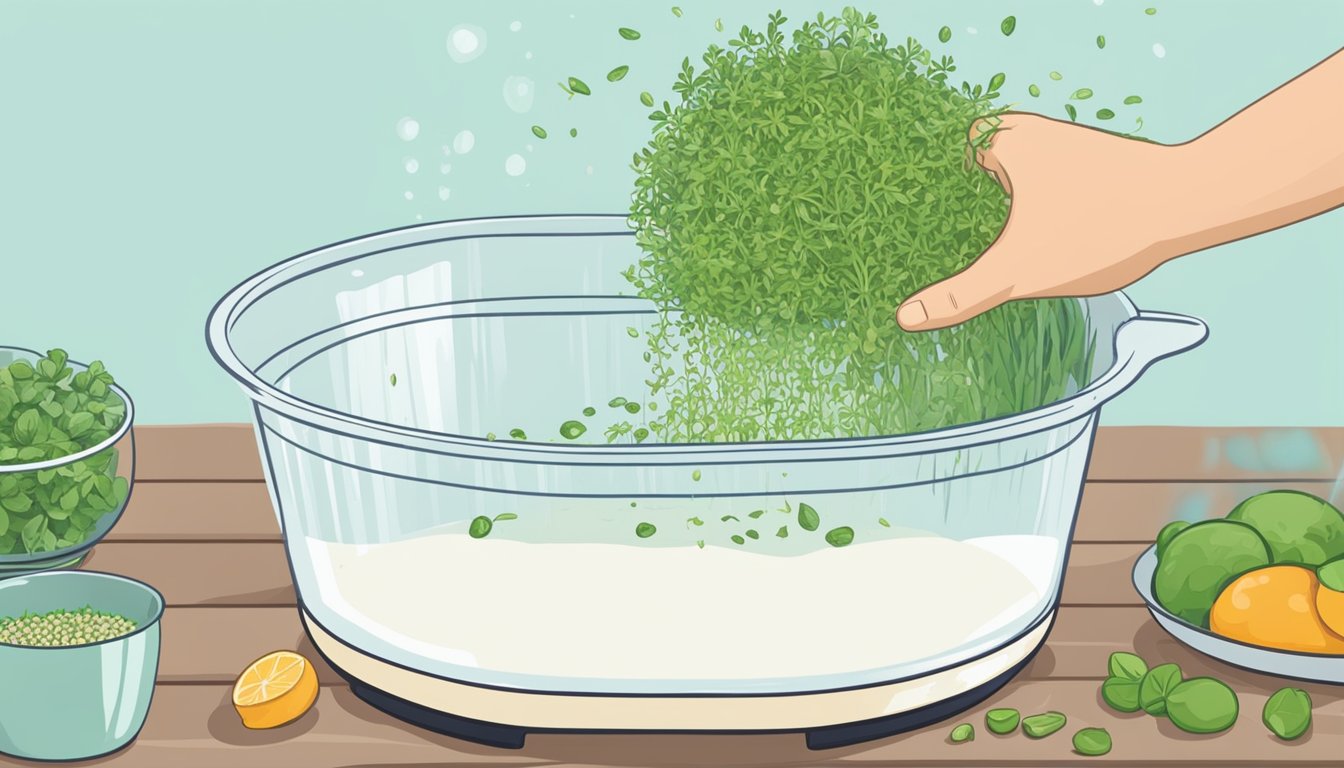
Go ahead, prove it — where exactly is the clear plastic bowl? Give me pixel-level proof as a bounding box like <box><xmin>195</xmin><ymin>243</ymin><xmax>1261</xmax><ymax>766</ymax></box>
<box><xmin>0</xmin><ymin>347</ymin><xmax>135</xmax><ymax>576</ymax></box>
<box><xmin>208</xmin><ymin>215</ymin><xmax>1206</xmax><ymax>699</ymax></box>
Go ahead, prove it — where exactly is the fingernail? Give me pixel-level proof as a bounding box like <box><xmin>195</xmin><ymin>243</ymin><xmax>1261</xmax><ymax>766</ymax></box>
<box><xmin>897</xmin><ymin>300</ymin><xmax>928</xmax><ymax>329</ymax></box>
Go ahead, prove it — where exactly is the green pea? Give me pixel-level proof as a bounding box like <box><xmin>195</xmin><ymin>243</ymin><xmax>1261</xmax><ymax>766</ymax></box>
<box><xmin>1166</xmin><ymin>678</ymin><xmax>1239</xmax><ymax>734</ymax></box>
<box><xmin>798</xmin><ymin>502</ymin><xmax>820</xmax><ymax>531</ymax></box>
<box><xmin>1263</xmin><ymin>687</ymin><xmax>1311</xmax><ymax>740</ymax></box>
<box><xmin>985</xmin><ymin>708</ymin><xmax>1020</xmax><ymax>734</ymax></box>
<box><xmin>468</xmin><ymin>516</ymin><xmax>492</xmax><ymax>539</ymax></box>
<box><xmin>950</xmin><ymin>723</ymin><xmax>974</xmax><ymax>743</ymax></box>
<box><xmin>1138</xmin><ymin>663</ymin><xmax>1182</xmax><ymax>716</ymax></box>
<box><xmin>1101</xmin><ymin>677</ymin><xmax>1141</xmax><ymax>713</ymax></box>
<box><xmin>825</xmin><ymin>526</ymin><xmax>854</xmax><ymax>547</ymax></box>
<box><xmin>559</xmin><ymin>420</ymin><xmax>587</xmax><ymax>440</ymax></box>
<box><xmin>1072</xmin><ymin>727</ymin><xmax>1111</xmax><ymax>757</ymax></box>
<box><xmin>1108</xmin><ymin>651</ymin><xmax>1148</xmax><ymax>681</ymax></box>
<box><xmin>635</xmin><ymin>522</ymin><xmax>657</xmax><ymax>538</ymax></box>
<box><xmin>691</xmin><ymin>469</ymin><xmax>701</xmax><ymax>481</ymax></box>
<box><xmin>1022</xmin><ymin>711</ymin><xmax>1067</xmax><ymax>739</ymax></box>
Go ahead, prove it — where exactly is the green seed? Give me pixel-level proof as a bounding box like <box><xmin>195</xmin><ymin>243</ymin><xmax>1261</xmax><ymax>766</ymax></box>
<box><xmin>559</xmin><ymin>420</ymin><xmax>587</xmax><ymax>440</ymax></box>
<box><xmin>1049</xmin><ymin>70</ymin><xmax>1063</xmax><ymax>80</ymax></box>
<box><xmin>609</xmin><ymin>397</ymin><xmax>629</xmax><ymax>408</ymax></box>
<box><xmin>1022</xmin><ymin>711</ymin><xmax>1067</xmax><ymax>739</ymax></box>
<box><xmin>798</xmin><ymin>503</ymin><xmax>820</xmax><ymax>531</ymax></box>
<box><xmin>1096</xmin><ymin>108</ymin><xmax>1115</xmax><ymax>120</ymax></box>
<box><xmin>748</xmin><ymin>509</ymin><xmax>765</xmax><ymax>519</ymax></box>
<box><xmin>1109</xmin><ymin>651</ymin><xmax>1148</xmax><ymax>681</ymax></box>
<box><xmin>607</xmin><ymin>65</ymin><xmax>630</xmax><ymax>82</ymax></box>
<box><xmin>532</xmin><ymin>125</ymin><xmax>548</xmax><ymax>139</ymax></box>
<box><xmin>986</xmin><ymin>708</ymin><xmax>1020</xmax><ymax>734</ymax></box>
<box><xmin>714</xmin><ymin>18</ymin><xmax>723</xmax><ymax>32</ymax></box>
<box><xmin>1073</xmin><ymin>727</ymin><xmax>1111</xmax><ymax>757</ymax></box>
<box><xmin>1000</xmin><ymin>16</ymin><xmax>1016</xmax><ymax>36</ymax></box>
<box><xmin>619</xmin><ymin>27</ymin><xmax>641</xmax><ymax>40</ymax></box>
<box><xmin>568</xmin><ymin>77</ymin><xmax>592</xmax><ymax>96</ymax></box>
<box><xmin>626</xmin><ymin>326</ymin><xmax>639</xmax><ymax>337</ymax></box>
<box><xmin>1138</xmin><ymin>663</ymin><xmax>1182</xmax><ymax>716</ymax></box>
<box><xmin>1124</xmin><ymin>95</ymin><xmax>1144</xmax><ymax>105</ymax></box>
<box><xmin>1028</xmin><ymin>84</ymin><xmax>1041</xmax><ymax>97</ymax></box>
<box><xmin>987</xmin><ymin>72</ymin><xmax>1006</xmax><ymax>93</ymax></box>
<box><xmin>745</xmin><ymin>529</ymin><xmax>759</xmax><ymax>540</ymax></box>
<box><xmin>1263</xmin><ymin>687</ymin><xmax>1312</xmax><ymax>740</ymax></box>
<box><xmin>1166</xmin><ymin>678</ymin><xmax>1239</xmax><ymax>734</ymax></box>
<box><xmin>731</xmin><ymin>534</ymin><xmax>745</xmax><ymax>545</ymax></box>
<box><xmin>1071</xmin><ymin>88</ymin><xmax>1094</xmax><ymax>100</ymax></box>
<box><xmin>493</xmin><ymin>513</ymin><xmax>517</xmax><ymax>522</ymax></box>
<box><xmin>671</xmin><ymin>7</ymin><xmax>682</xmax><ymax>17</ymax></box>
<box><xmin>624</xmin><ymin>402</ymin><xmax>641</xmax><ymax>414</ymax></box>
<box><xmin>583</xmin><ymin>407</ymin><xmax>596</xmax><ymax>417</ymax></box>
<box><xmin>389</xmin><ymin>373</ymin><xmax>397</xmax><ymax>386</ymax></box>
<box><xmin>1065</xmin><ymin>104</ymin><xmax>1078</xmax><ymax>121</ymax></box>
<box><xmin>468</xmin><ymin>516</ymin><xmax>492</xmax><ymax>538</ymax></box>
<box><xmin>1145</xmin><ymin>7</ymin><xmax>1157</xmax><ymax>14</ymax></box>
<box><xmin>938</xmin><ymin>25</ymin><xmax>951</xmax><ymax>43</ymax></box>
<box><xmin>1096</xmin><ymin>35</ymin><xmax>1106</xmax><ymax>49</ymax></box>
<box><xmin>636</xmin><ymin>522</ymin><xmax>657</xmax><ymax>538</ymax></box>
<box><xmin>570</xmin><ymin>128</ymin><xmax>578</xmax><ymax>137</ymax></box>
<box><xmin>878</xmin><ymin>517</ymin><xmax>890</xmax><ymax>527</ymax></box>
<box><xmin>640</xmin><ymin>91</ymin><xmax>655</xmax><ymax>107</ymax></box>
<box><xmin>776</xmin><ymin>526</ymin><xmax>788</xmax><ymax>538</ymax></box>
<box><xmin>509</xmin><ymin>428</ymin><xmax>527</xmax><ymax>440</ymax></box>
<box><xmin>950</xmin><ymin>723</ymin><xmax>974</xmax><ymax>743</ymax></box>
<box><xmin>485</xmin><ymin>432</ymin><xmax>496</xmax><ymax>441</ymax></box>
<box><xmin>825</xmin><ymin>526</ymin><xmax>855</xmax><ymax>547</ymax></box>
<box><xmin>1102</xmin><ymin>677</ymin><xmax>1141</xmax><ymax>713</ymax></box>
<box><xmin>691</xmin><ymin>469</ymin><xmax>701</xmax><ymax>481</ymax></box>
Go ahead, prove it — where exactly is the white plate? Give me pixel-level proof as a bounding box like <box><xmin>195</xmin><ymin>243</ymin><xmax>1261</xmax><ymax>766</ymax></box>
<box><xmin>1132</xmin><ymin>545</ymin><xmax>1344</xmax><ymax>684</ymax></box>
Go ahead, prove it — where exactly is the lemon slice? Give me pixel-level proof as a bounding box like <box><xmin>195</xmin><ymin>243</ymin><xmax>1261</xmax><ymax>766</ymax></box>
<box><xmin>232</xmin><ymin>650</ymin><xmax>319</xmax><ymax>729</ymax></box>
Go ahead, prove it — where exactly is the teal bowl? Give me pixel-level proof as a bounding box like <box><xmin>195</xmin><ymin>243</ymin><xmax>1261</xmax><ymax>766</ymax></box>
<box><xmin>0</xmin><ymin>571</ymin><xmax>163</xmax><ymax>761</ymax></box>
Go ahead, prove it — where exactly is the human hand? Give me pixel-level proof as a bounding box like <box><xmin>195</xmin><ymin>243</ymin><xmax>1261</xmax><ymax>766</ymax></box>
<box><xmin>896</xmin><ymin>113</ymin><xmax>1186</xmax><ymax>331</ymax></box>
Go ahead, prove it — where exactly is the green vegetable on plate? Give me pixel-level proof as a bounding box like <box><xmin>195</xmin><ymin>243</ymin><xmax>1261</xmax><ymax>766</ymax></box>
<box><xmin>1165</xmin><ymin>677</ymin><xmax>1239</xmax><ymax>734</ymax></box>
<box><xmin>1153</xmin><ymin>519</ymin><xmax>1271</xmax><ymax>627</ymax></box>
<box><xmin>985</xmin><ymin>707</ymin><xmax>1020</xmax><ymax>734</ymax></box>
<box><xmin>1262</xmin><ymin>687</ymin><xmax>1311</xmax><ymax>740</ymax></box>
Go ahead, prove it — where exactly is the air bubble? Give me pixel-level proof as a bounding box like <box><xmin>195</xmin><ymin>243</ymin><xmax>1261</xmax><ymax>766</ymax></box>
<box><xmin>440</xmin><ymin>162</ymin><xmax>452</xmax><ymax>174</ymax></box>
<box><xmin>395</xmin><ymin>117</ymin><xmax>420</xmax><ymax>141</ymax></box>
<box><xmin>509</xmin><ymin>20</ymin><xmax>521</xmax><ymax>32</ymax></box>
<box><xmin>453</xmin><ymin>130</ymin><xmax>475</xmax><ymax>154</ymax></box>
<box><xmin>439</xmin><ymin>186</ymin><xmax>451</xmax><ymax>201</ymax></box>
<box><xmin>447</xmin><ymin>25</ymin><xmax>486</xmax><ymax>63</ymax></box>
<box><xmin>404</xmin><ymin>191</ymin><xmax>414</xmax><ymax>200</ymax></box>
<box><xmin>503</xmin><ymin>75</ymin><xmax>536</xmax><ymax>113</ymax></box>
<box><xmin>403</xmin><ymin>158</ymin><xmax>419</xmax><ymax>174</ymax></box>
<box><xmin>1152</xmin><ymin>42</ymin><xmax>1167</xmax><ymax>58</ymax></box>
<box><xmin>505</xmin><ymin>154</ymin><xmax>526</xmax><ymax>176</ymax></box>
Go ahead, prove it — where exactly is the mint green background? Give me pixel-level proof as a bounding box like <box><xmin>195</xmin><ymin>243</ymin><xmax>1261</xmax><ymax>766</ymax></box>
<box><xmin>1</xmin><ymin>0</ymin><xmax>1340</xmax><ymax>425</ymax></box>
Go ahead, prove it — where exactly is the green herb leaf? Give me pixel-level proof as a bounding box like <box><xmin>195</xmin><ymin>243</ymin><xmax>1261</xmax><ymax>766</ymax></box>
<box><xmin>1145</xmin><ymin>7</ymin><xmax>1157</xmax><ymax>15</ymax></box>
<box><xmin>797</xmin><ymin>502</ymin><xmax>820</xmax><ymax>531</ymax></box>
<box><xmin>1065</xmin><ymin>103</ymin><xmax>1078</xmax><ymax>121</ymax></box>
<box><xmin>1070</xmin><ymin>88</ymin><xmax>1094</xmax><ymax>100</ymax></box>
<box><xmin>714</xmin><ymin>18</ymin><xmax>723</xmax><ymax>32</ymax></box>
<box><xmin>1124</xmin><ymin>95</ymin><xmax>1144</xmax><ymax>105</ymax></box>
<box><xmin>824</xmin><ymin>526</ymin><xmax>854</xmax><ymax>547</ymax></box>
<box><xmin>938</xmin><ymin>26</ymin><xmax>951</xmax><ymax>43</ymax></box>
<box><xmin>987</xmin><ymin>72</ymin><xmax>1006</xmax><ymax>94</ymax></box>
<box><xmin>640</xmin><ymin>91</ymin><xmax>655</xmax><ymax>107</ymax></box>
<box><xmin>636</xmin><ymin>522</ymin><xmax>657</xmax><ymax>538</ymax></box>
<box><xmin>1022</xmin><ymin>711</ymin><xmax>1067</xmax><ymax>739</ymax></box>
<box><xmin>607</xmin><ymin>65</ymin><xmax>630</xmax><ymax>82</ymax></box>
<box><xmin>570</xmin><ymin>128</ymin><xmax>578</xmax><ymax>137</ymax></box>
<box><xmin>568</xmin><ymin>77</ymin><xmax>592</xmax><ymax>96</ymax></box>
<box><xmin>619</xmin><ymin>27</ymin><xmax>642</xmax><ymax>40</ymax></box>
<box><xmin>671</xmin><ymin>6</ymin><xmax>682</xmax><ymax>17</ymax></box>
<box><xmin>1139</xmin><ymin>663</ymin><xmax>1183</xmax><ymax>716</ymax></box>
<box><xmin>559</xmin><ymin>420</ymin><xmax>587</xmax><ymax>440</ymax></box>
<box><xmin>1049</xmin><ymin>70</ymin><xmax>1063</xmax><ymax>80</ymax></box>
<box><xmin>1096</xmin><ymin>108</ymin><xmax>1115</xmax><ymax>120</ymax></box>
<box><xmin>508</xmin><ymin>428</ymin><xmax>527</xmax><ymax>440</ymax></box>
<box><xmin>775</xmin><ymin>525</ymin><xmax>788</xmax><ymax>538</ymax></box>
<box><xmin>1096</xmin><ymin>35</ymin><xmax>1106</xmax><ymax>49</ymax></box>
<box><xmin>1000</xmin><ymin>16</ymin><xmax>1016</xmax><ymax>36</ymax></box>
<box><xmin>730</xmin><ymin>534</ymin><xmax>745</xmax><ymax>545</ymax></box>
<box><xmin>1109</xmin><ymin>651</ymin><xmax>1148</xmax><ymax>681</ymax></box>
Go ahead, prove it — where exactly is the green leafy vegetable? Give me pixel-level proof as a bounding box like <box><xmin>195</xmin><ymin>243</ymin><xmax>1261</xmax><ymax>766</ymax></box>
<box><xmin>1109</xmin><ymin>651</ymin><xmax>1148</xmax><ymax>681</ymax></box>
<box><xmin>1065</xmin><ymin>103</ymin><xmax>1078</xmax><ymax>121</ymax></box>
<box><xmin>1102</xmin><ymin>677</ymin><xmax>1141</xmax><ymax>712</ymax></box>
<box><xmin>559</xmin><ymin>420</ymin><xmax>587</xmax><ymax>440</ymax></box>
<box><xmin>0</xmin><ymin>350</ymin><xmax>130</xmax><ymax>555</ymax></box>
<box><xmin>509</xmin><ymin>428</ymin><xmax>527</xmax><ymax>440</ymax></box>
<box><xmin>1138</xmin><ymin>663</ymin><xmax>1182</xmax><ymax>716</ymax></box>
<box><xmin>1166</xmin><ymin>678</ymin><xmax>1239</xmax><ymax>734</ymax></box>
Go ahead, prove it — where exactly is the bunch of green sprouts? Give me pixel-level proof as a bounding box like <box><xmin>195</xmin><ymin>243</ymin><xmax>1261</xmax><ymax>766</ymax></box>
<box><xmin>625</xmin><ymin>8</ymin><xmax>1096</xmax><ymax>441</ymax></box>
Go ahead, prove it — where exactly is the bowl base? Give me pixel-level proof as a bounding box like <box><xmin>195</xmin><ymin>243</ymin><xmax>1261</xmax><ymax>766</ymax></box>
<box><xmin>302</xmin><ymin>606</ymin><xmax>1052</xmax><ymax>750</ymax></box>
<box><xmin>0</xmin><ymin>551</ymin><xmax>88</xmax><ymax>579</ymax></box>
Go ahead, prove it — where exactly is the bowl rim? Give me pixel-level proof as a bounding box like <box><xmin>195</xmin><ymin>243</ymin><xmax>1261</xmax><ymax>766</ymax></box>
<box><xmin>205</xmin><ymin>213</ymin><xmax>1202</xmax><ymax>460</ymax></box>
<box><xmin>0</xmin><ymin>346</ymin><xmax>135</xmax><ymax>474</ymax></box>
<box><xmin>1132</xmin><ymin>544</ymin><xmax>1344</xmax><ymax>664</ymax></box>
<box><xmin>0</xmin><ymin>569</ymin><xmax>164</xmax><ymax>651</ymax></box>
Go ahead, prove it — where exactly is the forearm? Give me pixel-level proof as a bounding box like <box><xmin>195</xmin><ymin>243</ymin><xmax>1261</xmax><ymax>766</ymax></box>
<box><xmin>1154</xmin><ymin>48</ymin><xmax>1344</xmax><ymax>260</ymax></box>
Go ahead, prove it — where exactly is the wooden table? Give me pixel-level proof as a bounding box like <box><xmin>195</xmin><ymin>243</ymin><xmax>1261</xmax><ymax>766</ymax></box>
<box><xmin>8</xmin><ymin>425</ymin><xmax>1343</xmax><ymax>767</ymax></box>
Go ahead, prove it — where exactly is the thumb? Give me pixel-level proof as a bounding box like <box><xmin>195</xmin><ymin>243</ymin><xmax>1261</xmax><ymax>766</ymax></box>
<box><xmin>896</xmin><ymin>261</ymin><xmax>1014</xmax><ymax>331</ymax></box>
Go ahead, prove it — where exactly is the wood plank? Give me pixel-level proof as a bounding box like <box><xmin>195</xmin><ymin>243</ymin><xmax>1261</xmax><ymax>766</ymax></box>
<box><xmin>82</xmin><ymin>541</ymin><xmax>1148</xmax><ymax>609</ymax></box>
<box><xmin>111</xmin><ymin>482</ymin><xmax>279</xmax><ymax>541</ymax></box>
<box><xmin>133</xmin><ymin>424</ymin><xmax>263</xmax><ymax>482</ymax></box>
<box><xmin>11</xmin><ymin>677</ymin><xmax>1344</xmax><ymax>767</ymax></box>
<box><xmin>1073</xmin><ymin>480</ymin><xmax>1337</xmax><ymax>542</ymax></box>
<box><xmin>82</xmin><ymin>543</ymin><xmax>294</xmax><ymax>607</ymax></box>
<box><xmin>130</xmin><ymin>425</ymin><xmax>1344</xmax><ymax>482</ymax></box>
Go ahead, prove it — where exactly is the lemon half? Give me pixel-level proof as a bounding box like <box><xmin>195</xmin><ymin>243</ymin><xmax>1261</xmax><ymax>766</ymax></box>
<box><xmin>232</xmin><ymin>650</ymin><xmax>319</xmax><ymax>729</ymax></box>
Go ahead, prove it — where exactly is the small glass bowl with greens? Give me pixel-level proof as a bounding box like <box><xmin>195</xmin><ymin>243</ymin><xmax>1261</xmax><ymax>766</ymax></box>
<box><xmin>0</xmin><ymin>347</ymin><xmax>135</xmax><ymax>577</ymax></box>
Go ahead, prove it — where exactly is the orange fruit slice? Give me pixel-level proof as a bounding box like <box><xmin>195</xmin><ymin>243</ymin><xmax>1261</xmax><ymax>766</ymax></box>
<box><xmin>232</xmin><ymin>650</ymin><xmax>319</xmax><ymax>729</ymax></box>
<box><xmin>1209</xmin><ymin>566</ymin><xmax>1344</xmax><ymax>654</ymax></box>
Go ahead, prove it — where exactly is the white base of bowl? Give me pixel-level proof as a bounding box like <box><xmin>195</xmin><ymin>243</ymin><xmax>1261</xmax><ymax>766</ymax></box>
<box><xmin>302</xmin><ymin>607</ymin><xmax>1051</xmax><ymax>748</ymax></box>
